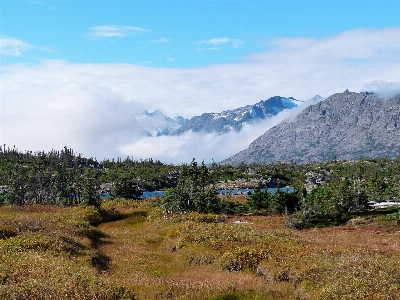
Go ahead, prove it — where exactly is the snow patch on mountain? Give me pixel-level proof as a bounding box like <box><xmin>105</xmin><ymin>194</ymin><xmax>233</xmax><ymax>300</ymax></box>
<box><xmin>133</xmin><ymin>95</ymin><xmax>321</xmax><ymax>138</ymax></box>
<box><xmin>171</xmin><ymin>96</ymin><xmax>305</xmax><ymax>135</ymax></box>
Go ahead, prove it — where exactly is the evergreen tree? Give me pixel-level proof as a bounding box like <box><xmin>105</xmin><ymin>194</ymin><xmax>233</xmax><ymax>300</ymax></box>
<box><xmin>112</xmin><ymin>171</ymin><xmax>141</xmax><ymax>199</ymax></box>
<box><xmin>162</xmin><ymin>159</ymin><xmax>220</xmax><ymax>214</ymax></box>
<box><xmin>81</xmin><ymin>169</ymin><xmax>101</xmax><ymax>208</ymax></box>
<box><xmin>271</xmin><ymin>187</ymin><xmax>300</xmax><ymax>214</ymax></box>
<box><xmin>247</xmin><ymin>184</ymin><xmax>271</xmax><ymax>211</ymax></box>
<box><xmin>6</xmin><ymin>164</ymin><xmax>28</xmax><ymax>205</ymax></box>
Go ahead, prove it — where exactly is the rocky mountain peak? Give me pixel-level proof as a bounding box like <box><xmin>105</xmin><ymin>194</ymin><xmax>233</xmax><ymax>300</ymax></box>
<box><xmin>222</xmin><ymin>91</ymin><xmax>400</xmax><ymax>164</ymax></box>
<box><xmin>171</xmin><ymin>96</ymin><xmax>301</xmax><ymax>135</ymax></box>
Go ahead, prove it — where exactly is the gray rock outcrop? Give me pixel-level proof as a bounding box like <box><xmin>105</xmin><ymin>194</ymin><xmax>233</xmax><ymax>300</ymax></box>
<box><xmin>222</xmin><ymin>91</ymin><xmax>400</xmax><ymax>164</ymax></box>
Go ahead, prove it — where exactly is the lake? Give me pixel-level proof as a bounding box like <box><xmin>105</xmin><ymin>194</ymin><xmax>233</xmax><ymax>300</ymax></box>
<box><xmin>137</xmin><ymin>187</ymin><xmax>294</xmax><ymax>199</ymax></box>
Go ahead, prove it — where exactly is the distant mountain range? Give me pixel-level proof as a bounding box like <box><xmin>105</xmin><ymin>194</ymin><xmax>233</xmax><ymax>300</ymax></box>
<box><xmin>134</xmin><ymin>96</ymin><xmax>311</xmax><ymax>136</ymax></box>
<box><xmin>172</xmin><ymin>96</ymin><xmax>305</xmax><ymax>135</ymax></box>
<box><xmin>222</xmin><ymin>91</ymin><xmax>400</xmax><ymax>164</ymax></box>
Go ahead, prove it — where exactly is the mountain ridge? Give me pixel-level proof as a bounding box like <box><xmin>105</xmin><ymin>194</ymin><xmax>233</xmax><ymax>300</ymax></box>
<box><xmin>171</xmin><ymin>96</ymin><xmax>303</xmax><ymax>135</ymax></box>
<box><xmin>134</xmin><ymin>96</ymin><xmax>310</xmax><ymax>137</ymax></box>
<box><xmin>222</xmin><ymin>91</ymin><xmax>400</xmax><ymax>164</ymax></box>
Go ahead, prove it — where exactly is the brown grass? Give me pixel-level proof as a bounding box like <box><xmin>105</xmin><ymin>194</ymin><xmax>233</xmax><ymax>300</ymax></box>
<box><xmin>0</xmin><ymin>204</ymin><xmax>134</xmax><ymax>299</ymax></box>
<box><xmin>2</xmin><ymin>200</ymin><xmax>400</xmax><ymax>299</ymax></box>
<box><xmin>96</xmin><ymin>200</ymin><xmax>400</xmax><ymax>299</ymax></box>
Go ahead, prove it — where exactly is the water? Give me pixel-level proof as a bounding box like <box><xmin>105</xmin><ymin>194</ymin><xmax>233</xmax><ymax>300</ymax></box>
<box><xmin>135</xmin><ymin>187</ymin><xmax>294</xmax><ymax>199</ymax></box>
<box><xmin>140</xmin><ymin>191</ymin><xmax>165</xmax><ymax>198</ymax></box>
<box><xmin>217</xmin><ymin>187</ymin><xmax>294</xmax><ymax>196</ymax></box>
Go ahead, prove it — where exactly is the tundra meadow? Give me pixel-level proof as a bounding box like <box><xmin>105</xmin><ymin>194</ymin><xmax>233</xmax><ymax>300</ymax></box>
<box><xmin>1</xmin><ymin>148</ymin><xmax>400</xmax><ymax>299</ymax></box>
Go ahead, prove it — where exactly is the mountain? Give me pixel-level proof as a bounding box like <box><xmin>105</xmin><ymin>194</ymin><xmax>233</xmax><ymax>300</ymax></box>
<box><xmin>132</xmin><ymin>110</ymin><xmax>188</xmax><ymax>137</ymax></box>
<box><xmin>222</xmin><ymin>91</ymin><xmax>400</xmax><ymax>164</ymax></box>
<box><xmin>171</xmin><ymin>96</ymin><xmax>304</xmax><ymax>135</ymax></box>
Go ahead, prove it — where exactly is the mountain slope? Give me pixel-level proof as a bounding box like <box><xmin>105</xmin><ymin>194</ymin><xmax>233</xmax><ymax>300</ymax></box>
<box><xmin>172</xmin><ymin>96</ymin><xmax>304</xmax><ymax>135</ymax></box>
<box><xmin>222</xmin><ymin>91</ymin><xmax>400</xmax><ymax>164</ymax></box>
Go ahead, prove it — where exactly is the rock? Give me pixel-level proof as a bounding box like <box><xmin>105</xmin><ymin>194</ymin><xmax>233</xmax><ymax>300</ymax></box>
<box><xmin>171</xmin><ymin>96</ymin><xmax>301</xmax><ymax>135</ymax></box>
<box><xmin>222</xmin><ymin>92</ymin><xmax>400</xmax><ymax>164</ymax></box>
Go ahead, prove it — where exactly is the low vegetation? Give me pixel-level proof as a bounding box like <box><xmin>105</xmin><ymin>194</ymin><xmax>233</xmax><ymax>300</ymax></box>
<box><xmin>0</xmin><ymin>204</ymin><xmax>135</xmax><ymax>299</ymax></box>
<box><xmin>1</xmin><ymin>199</ymin><xmax>400</xmax><ymax>299</ymax></box>
<box><xmin>1</xmin><ymin>147</ymin><xmax>400</xmax><ymax>298</ymax></box>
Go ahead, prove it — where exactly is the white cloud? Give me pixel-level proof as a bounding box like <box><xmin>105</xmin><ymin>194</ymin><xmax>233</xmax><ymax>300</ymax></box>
<box><xmin>196</xmin><ymin>47</ymin><xmax>221</xmax><ymax>51</ymax></box>
<box><xmin>118</xmin><ymin>100</ymin><xmax>318</xmax><ymax>164</ymax></box>
<box><xmin>262</xmin><ymin>28</ymin><xmax>400</xmax><ymax>62</ymax></box>
<box><xmin>1</xmin><ymin>27</ymin><xmax>400</xmax><ymax>162</ymax></box>
<box><xmin>86</xmin><ymin>25</ymin><xmax>152</xmax><ymax>38</ymax></box>
<box><xmin>27</xmin><ymin>1</ymin><xmax>45</xmax><ymax>4</ymax></box>
<box><xmin>152</xmin><ymin>37</ymin><xmax>171</xmax><ymax>43</ymax></box>
<box><xmin>0</xmin><ymin>36</ymin><xmax>32</xmax><ymax>56</ymax></box>
<box><xmin>118</xmin><ymin>118</ymin><xmax>276</xmax><ymax>164</ymax></box>
<box><xmin>199</xmin><ymin>38</ymin><xmax>231</xmax><ymax>45</ymax></box>
<box><xmin>197</xmin><ymin>37</ymin><xmax>244</xmax><ymax>48</ymax></box>
<box><xmin>364</xmin><ymin>80</ymin><xmax>400</xmax><ymax>98</ymax></box>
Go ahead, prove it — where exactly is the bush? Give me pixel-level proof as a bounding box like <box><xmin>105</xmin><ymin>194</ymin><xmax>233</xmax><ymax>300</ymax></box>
<box><xmin>247</xmin><ymin>186</ymin><xmax>300</xmax><ymax>215</ymax></box>
<box><xmin>384</xmin><ymin>210</ymin><xmax>400</xmax><ymax>223</ymax></box>
<box><xmin>220</xmin><ymin>246</ymin><xmax>271</xmax><ymax>271</ymax></box>
<box><xmin>162</xmin><ymin>159</ymin><xmax>223</xmax><ymax>215</ymax></box>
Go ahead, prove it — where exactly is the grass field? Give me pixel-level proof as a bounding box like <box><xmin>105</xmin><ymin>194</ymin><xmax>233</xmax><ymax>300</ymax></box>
<box><xmin>1</xmin><ymin>199</ymin><xmax>400</xmax><ymax>299</ymax></box>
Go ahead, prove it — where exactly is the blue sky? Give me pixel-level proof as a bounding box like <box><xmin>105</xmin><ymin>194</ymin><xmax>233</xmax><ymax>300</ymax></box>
<box><xmin>2</xmin><ymin>0</ymin><xmax>400</xmax><ymax>67</ymax></box>
<box><xmin>1</xmin><ymin>0</ymin><xmax>400</xmax><ymax>163</ymax></box>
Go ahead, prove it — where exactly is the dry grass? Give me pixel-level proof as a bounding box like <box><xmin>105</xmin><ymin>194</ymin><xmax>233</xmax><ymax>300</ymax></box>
<box><xmin>0</xmin><ymin>204</ymin><xmax>134</xmax><ymax>299</ymax></box>
<box><xmin>97</xmin><ymin>200</ymin><xmax>400</xmax><ymax>299</ymax></box>
<box><xmin>2</xmin><ymin>200</ymin><xmax>400</xmax><ymax>299</ymax></box>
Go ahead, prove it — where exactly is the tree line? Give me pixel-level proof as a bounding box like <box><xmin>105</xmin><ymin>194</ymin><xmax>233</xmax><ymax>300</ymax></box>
<box><xmin>0</xmin><ymin>146</ymin><xmax>176</xmax><ymax>207</ymax></box>
<box><xmin>161</xmin><ymin>157</ymin><xmax>400</xmax><ymax>227</ymax></box>
<box><xmin>1</xmin><ymin>146</ymin><xmax>400</xmax><ymax>228</ymax></box>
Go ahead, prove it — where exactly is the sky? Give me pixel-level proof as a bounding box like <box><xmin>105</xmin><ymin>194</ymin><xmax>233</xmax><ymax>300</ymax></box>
<box><xmin>1</xmin><ymin>0</ymin><xmax>400</xmax><ymax>163</ymax></box>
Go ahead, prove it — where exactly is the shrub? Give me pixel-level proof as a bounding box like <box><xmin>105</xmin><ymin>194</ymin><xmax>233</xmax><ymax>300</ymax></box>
<box><xmin>162</xmin><ymin>159</ymin><xmax>223</xmax><ymax>215</ymax></box>
<box><xmin>220</xmin><ymin>246</ymin><xmax>271</xmax><ymax>271</ymax></box>
<box><xmin>384</xmin><ymin>210</ymin><xmax>400</xmax><ymax>223</ymax></box>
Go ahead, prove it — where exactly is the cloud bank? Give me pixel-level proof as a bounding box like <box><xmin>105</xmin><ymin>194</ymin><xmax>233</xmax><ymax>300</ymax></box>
<box><xmin>1</xmin><ymin>27</ymin><xmax>400</xmax><ymax>163</ymax></box>
<box><xmin>196</xmin><ymin>37</ymin><xmax>244</xmax><ymax>49</ymax></box>
<box><xmin>86</xmin><ymin>25</ymin><xmax>152</xmax><ymax>38</ymax></box>
<box><xmin>118</xmin><ymin>100</ymin><xmax>319</xmax><ymax>164</ymax></box>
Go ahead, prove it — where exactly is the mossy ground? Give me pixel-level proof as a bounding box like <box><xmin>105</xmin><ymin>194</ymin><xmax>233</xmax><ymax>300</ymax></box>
<box><xmin>1</xmin><ymin>199</ymin><xmax>400</xmax><ymax>299</ymax></box>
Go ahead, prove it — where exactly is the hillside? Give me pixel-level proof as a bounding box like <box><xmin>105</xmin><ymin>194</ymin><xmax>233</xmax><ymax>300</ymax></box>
<box><xmin>223</xmin><ymin>91</ymin><xmax>400</xmax><ymax>164</ymax></box>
